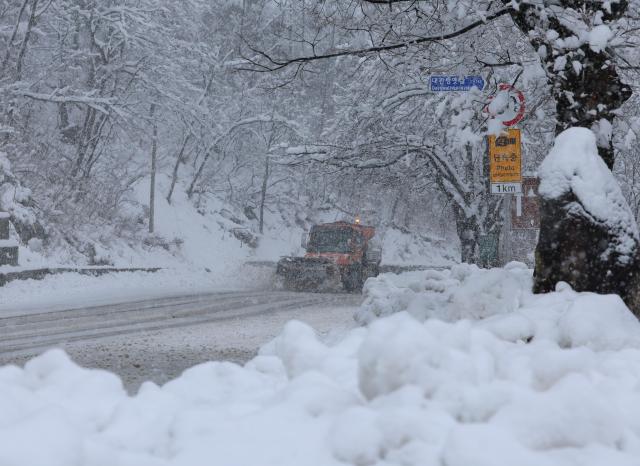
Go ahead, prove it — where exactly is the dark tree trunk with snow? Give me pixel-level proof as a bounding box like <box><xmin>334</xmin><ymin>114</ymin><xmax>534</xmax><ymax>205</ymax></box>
<box><xmin>505</xmin><ymin>1</ymin><xmax>638</xmax><ymax>311</ymax></box>
<box><xmin>259</xmin><ymin>157</ymin><xmax>270</xmax><ymax>235</ymax></box>
<box><xmin>535</xmin><ymin>190</ymin><xmax>635</xmax><ymax>300</ymax></box>
<box><xmin>451</xmin><ymin>197</ymin><xmax>503</xmax><ymax>267</ymax></box>
<box><xmin>454</xmin><ymin>210</ymin><xmax>479</xmax><ymax>265</ymax></box>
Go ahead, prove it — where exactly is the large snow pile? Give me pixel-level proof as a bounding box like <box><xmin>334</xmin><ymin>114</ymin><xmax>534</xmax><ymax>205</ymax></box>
<box><xmin>4</xmin><ymin>265</ymin><xmax>640</xmax><ymax>465</ymax></box>
<box><xmin>356</xmin><ymin>262</ymin><xmax>532</xmax><ymax>324</ymax></box>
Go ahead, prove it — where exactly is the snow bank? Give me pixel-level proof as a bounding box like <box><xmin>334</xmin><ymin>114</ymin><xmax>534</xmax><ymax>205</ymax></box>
<box><xmin>4</xmin><ymin>265</ymin><xmax>640</xmax><ymax>465</ymax></box>
<box><xmin>0</xmin><ymin>266</ymin><xmax>274</xmax><ymax>317</ymax></box>
<box><xmin>355</xmin><ymin>262</ymin><xmax>532</xmax><ymax>324</ymax></box>
<box><xmin>358</xmin><ymin>262</ymin><xmax>640</xmax><ymax>349</ymax></box>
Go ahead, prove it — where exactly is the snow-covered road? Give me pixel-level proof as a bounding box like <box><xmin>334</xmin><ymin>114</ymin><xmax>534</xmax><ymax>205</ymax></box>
<box><xmin>0</xmin><ymin>291</ymin><xmax>361</xmax><ymax>392</ymax></box>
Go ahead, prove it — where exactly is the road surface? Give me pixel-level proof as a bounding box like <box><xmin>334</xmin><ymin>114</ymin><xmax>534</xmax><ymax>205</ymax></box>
<box><xmin>0</xmin><ymin>290</ymin><xmax>361</xmax><ymax>393</ymax></box>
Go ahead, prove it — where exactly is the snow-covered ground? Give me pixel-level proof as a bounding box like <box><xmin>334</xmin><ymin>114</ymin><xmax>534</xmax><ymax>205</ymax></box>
<box><xmin>3</xmin><ymin>263</ymin><xmax>640</xmax><ymax>465</ymax></box>
<box><xmin>0</xmin><ymin>265</ymin><xmax>275</xmax><ymax>317</ymax></box>
<box><xmin>1</xmin><ymin>292</ymin><xmax>360</xmax><ymax>394</ymax></box>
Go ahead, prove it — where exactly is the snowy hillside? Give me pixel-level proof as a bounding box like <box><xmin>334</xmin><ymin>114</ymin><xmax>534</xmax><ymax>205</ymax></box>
<box><xmin>7</xmin><ymin>171</ymin><xmax>457</xmax><ymax>275</ymax></box>
<box><xmin>3</xmin><ymin>265</ymin><xmax>640</xmax><ymax>465</ymax></box>
<box><xmin>0</xmin><ymin>175</ymin><xmax>458</xmax><ymax>314</ymax></box>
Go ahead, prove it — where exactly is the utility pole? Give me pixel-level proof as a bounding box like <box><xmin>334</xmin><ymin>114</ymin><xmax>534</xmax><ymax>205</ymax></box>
<box><xmin>149</xmin><ymin>103</ymin><xmax>157</xmax><ymax>234</ymax></box>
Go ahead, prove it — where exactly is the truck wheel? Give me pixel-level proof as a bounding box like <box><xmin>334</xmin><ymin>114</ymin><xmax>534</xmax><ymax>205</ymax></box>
<box><xmin>282</xmin><ymin>276</ymin><xmax>298</xmax><ymax>291</ymax></box>
<box><xmin>364</xmin><ymin>263</ymin><xmax>380</xmax><ymax>279</ymax></box>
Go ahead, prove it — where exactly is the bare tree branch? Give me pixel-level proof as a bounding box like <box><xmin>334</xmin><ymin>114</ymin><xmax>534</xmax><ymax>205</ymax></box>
<box><xmin>240</xmin><ymin>7</ymin><xmax>512</xmax><ymax>72</ymax></box>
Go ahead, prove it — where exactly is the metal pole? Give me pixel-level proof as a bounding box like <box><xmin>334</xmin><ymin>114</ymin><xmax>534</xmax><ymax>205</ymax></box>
<box><xmin>149</xmin><ymin>103</ymin><xmax>157</xmax><ymax>234</ymax></box>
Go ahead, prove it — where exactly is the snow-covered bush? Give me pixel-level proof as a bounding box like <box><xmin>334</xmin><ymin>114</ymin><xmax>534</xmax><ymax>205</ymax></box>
<box><xmin>355</xmin><ymin>262</ymin><xmax>532</xmax><ymax>324</ymax></box>
<box><xmin>0</xmin><ymin>151</ymin><xmax>44</xmax><ymax>244</ymax></box>
<box><xmin>539</xmin><ymin>128</ymin><xmax>638</xmax><ymax>266</ymax></box>
<box><xmin>534</xmin><ymin>128</ymin><xmax>640</xmax><ymax>315</ymax></box>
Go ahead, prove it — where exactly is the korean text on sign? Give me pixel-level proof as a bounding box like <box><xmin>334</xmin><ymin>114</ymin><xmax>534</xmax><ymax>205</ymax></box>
<box><xmin>488</xmin><ymin>128</ymin><xmax>522</xmax><ymax>183</ymax></box>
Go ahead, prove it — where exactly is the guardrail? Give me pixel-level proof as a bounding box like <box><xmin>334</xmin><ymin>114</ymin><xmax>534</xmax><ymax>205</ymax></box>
<box><xmin>0</xmin><ymin>267</ymin><xmax>162</xmax><ymax>287</ymax></box>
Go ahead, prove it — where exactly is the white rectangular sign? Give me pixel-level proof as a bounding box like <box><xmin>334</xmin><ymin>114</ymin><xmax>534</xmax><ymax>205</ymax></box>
<box><xmin>491</xmin><ymin>182</ymin><xmax>522</xmax><ymax>195</ymax></box>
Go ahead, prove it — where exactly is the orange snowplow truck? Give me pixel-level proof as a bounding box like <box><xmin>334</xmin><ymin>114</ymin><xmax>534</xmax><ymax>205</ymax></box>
<box><xmin>276</xmin><ymin>221</ymin><xmax>382</xmax><ymax>292</ymax></box>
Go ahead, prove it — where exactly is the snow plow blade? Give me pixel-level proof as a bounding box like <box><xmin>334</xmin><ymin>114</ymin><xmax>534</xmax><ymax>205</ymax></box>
<box><xmin>275</xmin><ymin>257</ymin><xmax>342</xmax><ymax>291</ymax></box>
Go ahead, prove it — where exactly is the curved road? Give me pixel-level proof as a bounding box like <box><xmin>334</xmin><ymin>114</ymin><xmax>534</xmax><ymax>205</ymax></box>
<box><xmin>0</xmin><ymin>290</ymin><xmax>361</xmax><ymax>392</ymax></box>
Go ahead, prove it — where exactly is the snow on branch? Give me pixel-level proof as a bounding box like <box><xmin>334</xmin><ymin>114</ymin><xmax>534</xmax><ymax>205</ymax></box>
<box><xmin>230</xmin><ymin>114</ymin><xmax>301</xmax><ymax>133</ymax></box>
<box><xmin>380</xmin><ymin>86</ymin><xmax>430</xmax><ymax>111</ymax></box>
<box><xmin>272</xmin><ymin>142</ymin><xmax>411</xmax><ymax>170</ymax></box>
<box><xmin>16</xmin><ymin>91</ymin><xmax>116</xmax><ymax>115</ymax></box>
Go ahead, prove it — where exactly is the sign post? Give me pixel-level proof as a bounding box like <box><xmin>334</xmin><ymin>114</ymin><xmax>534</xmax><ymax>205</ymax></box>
<box><xmin>488</xmin><ymin>128</ymin><xmax>522</xmax><ymax>195</ymax></box>
<box><xmin>511</xmin><ymin>177</ymin><xmax>540</xmax><ymax>229</ymax></box>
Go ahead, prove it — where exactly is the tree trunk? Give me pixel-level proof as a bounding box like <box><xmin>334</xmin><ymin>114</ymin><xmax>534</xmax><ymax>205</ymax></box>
<box><xmin>167</xmin><ymin>134</ymin><xmax>190</xmax><ymax>204</ymax></box>
<box><xmin>15</xmin><ymin>0</ymin><xmax>39</xmax><ymax>81</ymax></box>
<box><xmin>187</xmin><ymin>150</ymin><xmax>211</xmax><ymax>199</ymax></box>
<box><xmin>259</xmin><ymin>157</ymin><xmax>270</xmax><ymax>234</ymax></box>
<box><xmin>507</xmin><ymin>2</ymin><xmax>632</xmax><ymax>167</ymax></box>
<box><xmin>454</xmin><ymin>208</ymin><xmax>480</xmax><ymax>265</ymax></box>
<box><xmin>0</xmin><ymin>0</ymin><xmax>29</xmax><ymax>73</ymax></box>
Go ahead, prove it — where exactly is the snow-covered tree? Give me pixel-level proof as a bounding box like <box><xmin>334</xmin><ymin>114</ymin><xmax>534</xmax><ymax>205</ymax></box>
<box><xmin>501</xmin><ymin>1</ymin><xmax>639</xmax><ymax>308</ymax></box>
<box><xmin>245</xmin><ymin>0</ymin><xmax>640</xmax><ymax>312</ymax></box>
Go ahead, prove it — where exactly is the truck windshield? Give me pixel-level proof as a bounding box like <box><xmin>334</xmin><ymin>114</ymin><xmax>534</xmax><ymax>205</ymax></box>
<box><xmin>307</xmin><ymin>229</ymin><xmax>353</xmax><ymax>253</ymax></box>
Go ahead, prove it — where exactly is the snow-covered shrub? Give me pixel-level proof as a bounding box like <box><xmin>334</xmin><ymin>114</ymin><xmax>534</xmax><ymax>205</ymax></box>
<box><xmin>539</xmin><ymin>128</ymin><xmax>638</xmax><ymax>266</ymax></box>
<box><xmin>356</xmin><ymin>262</ymin><xmax>532</xmax><ymax>324</ymax></box>
<box><xmin>0</xmin><ymin>151</ymin><xmax>45</xmax><ymax>244</ymax></box>
<box><xmin>534</xmin><ymin>128</ymin><xmax>640</xmax><ymax>315</ymax></box>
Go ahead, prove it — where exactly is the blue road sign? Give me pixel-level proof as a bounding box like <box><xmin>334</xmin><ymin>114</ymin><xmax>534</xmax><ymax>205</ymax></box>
<box><xmin>430</xmin><ymin>75</ymin><xmax>485</xmax><ymax>91</ymax></box>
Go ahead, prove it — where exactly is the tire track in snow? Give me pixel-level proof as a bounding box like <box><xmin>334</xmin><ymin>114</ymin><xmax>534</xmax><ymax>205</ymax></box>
<box><xmin>0</xmin><ymin>291</ymin><xmax>354</xmax><ymax>356</ymax></box>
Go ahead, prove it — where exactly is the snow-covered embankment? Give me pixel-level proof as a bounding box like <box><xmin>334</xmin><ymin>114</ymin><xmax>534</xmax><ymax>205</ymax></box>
<box><xmin>3</xmin><ymin>263</ymin><xmax>640</xmax><ymax>465</ymax></box>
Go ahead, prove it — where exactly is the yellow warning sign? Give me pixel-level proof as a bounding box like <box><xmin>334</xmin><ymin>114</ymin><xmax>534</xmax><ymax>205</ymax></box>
<box><xmin>488</xmin><ymin>128</ymin><xmax>522</xmax><ymax>183</ymax></box>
